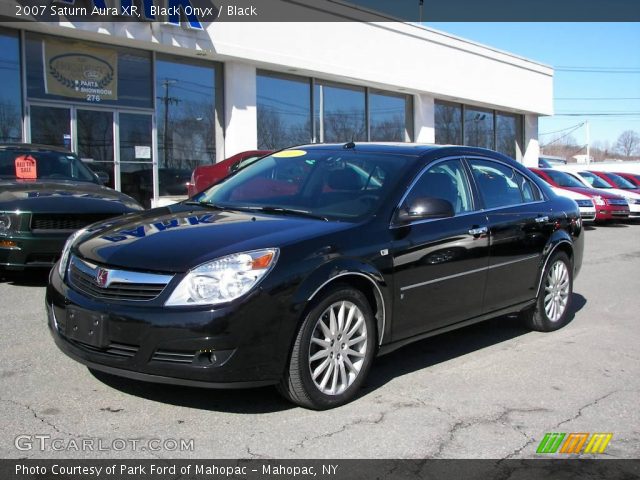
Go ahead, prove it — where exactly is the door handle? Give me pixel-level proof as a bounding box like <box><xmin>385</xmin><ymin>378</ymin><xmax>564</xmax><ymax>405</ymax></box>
<box><xmin>468</xmin><ymin>226</ymin><xmax>488</xmax><ymax>236</ymax></box>
<box><xmin>535</xmin><ymin>215</ymin><xmax>550</xmax><ymax>223</ymax></box>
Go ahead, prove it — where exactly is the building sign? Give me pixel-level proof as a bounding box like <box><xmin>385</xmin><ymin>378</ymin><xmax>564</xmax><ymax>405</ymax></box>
<box><xmin>44</xmin><ymin>40</ymin><xmax>118</xmax><ymax>102</ymax></box>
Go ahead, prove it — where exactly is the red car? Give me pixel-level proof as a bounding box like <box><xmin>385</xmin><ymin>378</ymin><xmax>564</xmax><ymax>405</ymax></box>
<box><xmin>530</xmin><ymin>168</ymin><xmax>630</xmax><ymax>221</ymax></box>
<box><xmin>187</xmin><ymin>150</ymin><xmax>272</xmax><ymax>196</ymax></box>
<box><xmin>587</xmin><ymin>170</ymin><xmax>640</xmax><ymax>195</ymax></box>
<box><xmin>614</xmin><ymin>172</ymin><xmax>640</xmax><ymax>188</ymax></box>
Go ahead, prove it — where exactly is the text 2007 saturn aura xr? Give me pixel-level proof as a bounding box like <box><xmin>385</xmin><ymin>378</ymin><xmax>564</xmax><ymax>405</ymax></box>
<box><xmin>47</xmin><ymin>143</ymin><xmax>583</xmax><ymax>409</ymax></box>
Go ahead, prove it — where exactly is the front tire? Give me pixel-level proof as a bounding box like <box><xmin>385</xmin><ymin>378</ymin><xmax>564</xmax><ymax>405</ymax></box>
<box><xmin>523</xmin><ymin>251</ymin><xmax>573</xmax><ymax>332</ymax></box>
<box><xmin>278</xmin><ymin>285</ymin><xmax>376</xmax><ymax>409</ymax></box>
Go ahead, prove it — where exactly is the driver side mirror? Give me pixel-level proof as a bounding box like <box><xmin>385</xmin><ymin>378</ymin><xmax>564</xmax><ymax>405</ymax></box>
<box><xmin>395</xmin><ymin>197</ymin><xmax>454</xmax><ymax>224</ymax></box>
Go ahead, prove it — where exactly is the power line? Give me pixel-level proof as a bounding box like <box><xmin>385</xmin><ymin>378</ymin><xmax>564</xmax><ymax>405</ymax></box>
<box><xmin>555</xmin><ymin>97</ymin><xmax>640</xmax><ymax>101</ymax></box>
<box><xmin>556</xmin><ymin>66</ymin><xmax>640</xmax><ymax>73</ymax></box>
<box><xmin>539</xmin><ymin>122</ymin><xmax>585</xmax><ymax>136</ymax></box>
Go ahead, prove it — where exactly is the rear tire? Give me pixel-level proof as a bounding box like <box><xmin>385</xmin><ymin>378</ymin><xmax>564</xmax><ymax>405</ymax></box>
<box><xmin>523</xmin><ymin>251</ymin><xmax>573</xmax><ymax>332</ymax></box>
<box><xmin>278</xmin><ymin>285</ymin><xmax>376</xmax><ymax>409</ymax></box>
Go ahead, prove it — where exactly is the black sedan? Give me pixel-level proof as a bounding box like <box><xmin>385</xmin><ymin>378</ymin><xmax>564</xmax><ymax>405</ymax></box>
<box><xmin>0</xmin><ymin>144</ymin><xmax>143</xmax><ymax>270</ymax></box>
<box><xmin>47</xmin><ymin>143</ymin><xmax>583</xmax><ymax>409</ymax></box>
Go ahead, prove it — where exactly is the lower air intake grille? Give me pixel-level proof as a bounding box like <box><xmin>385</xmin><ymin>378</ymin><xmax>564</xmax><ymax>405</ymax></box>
<box><xmin>31</xmin><ymin>213</ymin><xmax>115</xmax><ymax>232</ymax></box>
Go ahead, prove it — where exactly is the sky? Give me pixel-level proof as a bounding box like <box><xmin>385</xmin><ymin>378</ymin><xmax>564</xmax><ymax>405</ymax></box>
<box><xmin>423</xmin><ymin>23</ymin><xmax>640</xmax><ymax>149</ymax></box>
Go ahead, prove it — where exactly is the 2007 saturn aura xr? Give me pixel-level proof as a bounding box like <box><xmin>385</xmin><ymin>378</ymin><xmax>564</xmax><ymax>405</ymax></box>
<box><xmin>47</xmin><ymin>143</ymin><xmax>583</xmax><ymax>409</ymax></box>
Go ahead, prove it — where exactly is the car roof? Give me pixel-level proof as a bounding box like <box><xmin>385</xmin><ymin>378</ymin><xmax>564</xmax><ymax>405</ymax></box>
<box><xmin>291</xmin><ymin>142</ymin><xmax>506</xmax><ymax>158</ymax></box>
<box><xmin>0</xmin><ymin>143</ymin><xmax>74</xmax><ymax>154</ymax></box>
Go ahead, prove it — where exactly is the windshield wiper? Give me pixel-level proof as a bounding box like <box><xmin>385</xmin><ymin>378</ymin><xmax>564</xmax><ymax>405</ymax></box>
<box><xmin>241</xmin><ymin>206</ymin><xmax>328</xmax><ymax>222</ymax></box>
<box><xmin>182</xmin><ymin>200</ymin><xmax>225</xmax><ymax>210</ymax></box>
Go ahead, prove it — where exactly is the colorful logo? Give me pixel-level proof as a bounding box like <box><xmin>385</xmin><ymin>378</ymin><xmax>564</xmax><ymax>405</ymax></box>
<box><xmin>536</xmin><ymin>432</ymin><xmax>612</xmax><ymax>454</ymax></box>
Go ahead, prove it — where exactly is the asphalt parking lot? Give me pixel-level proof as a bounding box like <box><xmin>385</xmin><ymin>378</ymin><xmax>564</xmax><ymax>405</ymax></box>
<box><xmin>1</xmin><ymin>221</ymin><xmax>639</xmax><ymax>460</ymax></box>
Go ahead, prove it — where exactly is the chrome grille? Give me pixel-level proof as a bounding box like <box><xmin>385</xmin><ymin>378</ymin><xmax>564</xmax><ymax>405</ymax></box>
<box><xmin>68</xmin><ymin>256</ymin><xmax>173</xmax><ymax>302</ymax></box>
<box><xmin>608</xmin><ymin>198</ymin><xmax>628</xmax><ymax>206</ymax></box>
<box><xmin>31</xmin><ymin>213</ymin><xmax>114</xmax><ymax>232</ymax></box>
<box><xmin>152</xmin><ymin>349</ymin><xmax>196</xmax><ymax>364</ymax></box>
<box><xmin>70</xmin><ymin>340</ymin><xmax>139</xmax><ymax>358</ymax></box>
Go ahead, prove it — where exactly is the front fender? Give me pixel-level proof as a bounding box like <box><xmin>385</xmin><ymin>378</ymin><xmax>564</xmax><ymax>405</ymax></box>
<box><xmin>290</xmin><ymin>258</ymin><xmax>391</xmax><ymax>346</ymax></box>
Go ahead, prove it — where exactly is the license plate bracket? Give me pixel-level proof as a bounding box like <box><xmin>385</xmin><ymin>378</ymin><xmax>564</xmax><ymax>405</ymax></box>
<box><xmin>66</xmin><ymin>308</ymin><xmax>109</xmax><ymax>348</ymax></box>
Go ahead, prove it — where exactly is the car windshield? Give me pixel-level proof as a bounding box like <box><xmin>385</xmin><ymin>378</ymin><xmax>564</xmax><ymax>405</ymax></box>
<box><xmin>544</xmin><ymin>170</ymin><xmax>586</xmax><ymax>188</ymax></box>
<box><xmin>195</xmin><ymin>149</ymin><xmax>412</xmax><ymax>220</ymax></box>
<box><xmin>605</xmin><ymin>172</ymin><xmax>636</xmax><ymax>189</ymax></box>
<box><xmin>578</xmin><ymin>171</ymin><xmax>611</xmax><ymax>189</ymax></box>
<box><xmin>0</xmin><ymin>149</ymin><xmax>98</xmax><ymax>183</ymax></box>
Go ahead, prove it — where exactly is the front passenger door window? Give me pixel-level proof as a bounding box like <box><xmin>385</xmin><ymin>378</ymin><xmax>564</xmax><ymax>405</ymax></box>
<box><xmin>404</xmin><ymin>159</ymin><xmax>474</xmax><ymax>215</ymax></box>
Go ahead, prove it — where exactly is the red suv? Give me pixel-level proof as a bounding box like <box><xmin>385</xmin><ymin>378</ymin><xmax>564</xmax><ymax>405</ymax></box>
<box><xmin>187</xmin><ymin>150</ymin><xmax>272</xmax><ymax>196</ymax></box>
<box><xmin>530</xmin><ymin>168</ymin><xmax>629</xmax><ymax>221</ymax></box>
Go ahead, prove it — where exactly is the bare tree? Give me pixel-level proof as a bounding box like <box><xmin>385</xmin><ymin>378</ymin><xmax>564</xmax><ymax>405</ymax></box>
<box><xmin>615</xmin><ymin>130</ymin><xmax>640</xmax><ymax>159</ymax></box>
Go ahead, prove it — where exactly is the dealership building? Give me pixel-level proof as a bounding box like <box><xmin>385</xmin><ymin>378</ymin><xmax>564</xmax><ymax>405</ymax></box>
<box><xmin>0</xmin><ymin>0</ymin><xmax>553</xmax><ymax>207</ymax></box>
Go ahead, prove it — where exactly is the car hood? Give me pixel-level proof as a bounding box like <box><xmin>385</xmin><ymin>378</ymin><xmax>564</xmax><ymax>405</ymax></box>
<box><xmin>0</xmin><ymin>180</ymin><xmax>142</xmax><ymax>212</ymax></box>
<box><xmin>562</xmin><ymin>186</ymin><xmax>625</xmax><ymax>200</ymax></box>
<box><xmin>75</xmin><ymin>204</ymin><xmax>355</xmax><ymax>272</ymax></box>
<box><xmin>593</xmin><ymin>187</ymin><xmax>640</xmax><ymax>200</ymax></box>
<box><xmin>551</xmin><ymin>187</ymin><xmax>589</xmax><ymax>200</ymax></box>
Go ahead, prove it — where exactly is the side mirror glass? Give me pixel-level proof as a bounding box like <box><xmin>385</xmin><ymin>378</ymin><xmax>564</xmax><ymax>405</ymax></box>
<box><xmin>395</xmin><ymin>197</ymin><xmax>454</xmax><ymax>224</ymax></box>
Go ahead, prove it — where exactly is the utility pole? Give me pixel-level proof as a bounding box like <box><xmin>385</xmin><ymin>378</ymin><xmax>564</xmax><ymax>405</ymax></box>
<box><xmin>585</xmin><ymin>120</ymin><xmax>590</xmax><ymax>164</ymax></box>
<box><xmin>158</xmin><ymin>79</ymin><xmax>178</xmax><ymax>167</ymax></box>
<box><xmin>419</xmin><ymin>0</ymin><xmax>424</xmax><ymax>23</ymax></box>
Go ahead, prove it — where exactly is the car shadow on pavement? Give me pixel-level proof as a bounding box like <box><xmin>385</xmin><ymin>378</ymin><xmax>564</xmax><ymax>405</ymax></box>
<box><xmin>89</xmin><ymin>370</ymin><xmax>295</xmax><ymax>414</ymax></box>
<box><xmin>0</xmin><ymin>269</ymin><xmax>50</xmax><ymax>286</ymax></box>
<box><xmin>361</xmin><ymin>292</ymin><xmax>587</xmax><ymax>395</ymax></box>
<box><xmin>88</xmin><ymin>293</ymin><xmax>586</xmax><ymax>413</ymax></box>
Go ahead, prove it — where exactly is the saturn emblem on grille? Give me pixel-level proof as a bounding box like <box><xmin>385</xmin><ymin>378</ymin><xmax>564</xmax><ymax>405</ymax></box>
<box><xmin>95</xmin><ymin>268</ymin><xmax>109</xmax><ymax>288</ymax></box>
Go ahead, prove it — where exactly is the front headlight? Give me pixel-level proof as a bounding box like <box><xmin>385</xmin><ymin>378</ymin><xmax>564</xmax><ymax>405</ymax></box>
<box><xmin>593</xmin><ymin>196</ymin><xmax>606</xmax><ymax>206</ymax></box>
<box><xmin>0</xmin><ymin>213</ymin><xmax>12</xmax><ymax>235</ymax></box>
<box><xmin>57</xmin><ymin>228</ymin><xmax>88</xmax><ymax>278</ymax></box>
<box><xmin>165</xmin><ymin>249</ymin><xmax>279</xmax><ymax>306</ymax></box>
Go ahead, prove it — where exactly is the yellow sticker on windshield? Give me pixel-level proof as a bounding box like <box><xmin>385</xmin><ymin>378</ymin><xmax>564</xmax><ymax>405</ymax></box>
<box><xmin>272</xmin><ymin>150</ymin><xmax>306</xmax><ymax>158</ymax></box>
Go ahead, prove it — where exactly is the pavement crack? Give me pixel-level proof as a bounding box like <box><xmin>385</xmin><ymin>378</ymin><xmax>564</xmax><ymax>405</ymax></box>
<box><xmin>555</xmin><ymin>391</ymin><xmax>618</xmax><ymax>429</ymax></box>
<box><xmin>428</xmin><ymin>406</ymin><xmax>549</xmax><ymax>459</ymax></box>
<box><xmin>0</xmin><ymin>399</ymin><xmax>74</xmax><ymax>436</ymax></box>
<box><xmin>290</xmin><ymin>412</ymin><xmax>387</xmax><ymax>453</ymax></box>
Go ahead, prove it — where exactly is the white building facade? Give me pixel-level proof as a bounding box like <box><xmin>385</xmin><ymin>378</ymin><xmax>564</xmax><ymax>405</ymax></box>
<box><xmin>0</xmin><ymin>1</ymin><xmax>553</xmax><ymax>207</ymax></box>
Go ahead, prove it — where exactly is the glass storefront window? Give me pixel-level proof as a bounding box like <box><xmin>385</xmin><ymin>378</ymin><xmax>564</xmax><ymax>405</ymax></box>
<box><xmin>155</xmin><ymin>56</ymin><xmax>218</xmax><ymax>197</ymax></box>
<box><xmin>369</xmin><ymin>91</ymin><xmax>411</xmax><ymax>142</ymax></box>
<box><xmin>0</xmin><ymin>30</ymin><xmax>22</xmax><ymax>143</ymax></box>
<box><xmin>435</xmin><ymin>101</ymin><xmax>462</xmax><ymax>145</ymax></box>
<box><xmin>25</xmin><ymin>33</ymin><xmax>152</xmax><ymax>108</ymax></box>
<box><xmin>314</xmin><ymin>82</ymin><xmax>366</xmax><ymax>143</ymax></box>
<box><xmin>496</xmin><ymin>112</ymin><xmax>522</xmax><ymax>159</ymax></box>
<box><xmin>257</xmin><ymin>71</ymin><xmax>311</xmax><ymax>150</ymax></box>
<box><xmin>464</xmin><ymin>107</ymin><xmax>494</xmax><ymax>149</ymax></box>
<box><xmin>30</xmin><ymin>105</ymin><xmax>70</xmax><ymax>148</ymax></box>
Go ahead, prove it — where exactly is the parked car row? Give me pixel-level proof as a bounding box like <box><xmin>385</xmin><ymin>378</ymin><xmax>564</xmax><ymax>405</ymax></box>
<box><xmin>529</xmin><ymin>166</ymin><xmax>640</xmax><ymax>223</ymax></box>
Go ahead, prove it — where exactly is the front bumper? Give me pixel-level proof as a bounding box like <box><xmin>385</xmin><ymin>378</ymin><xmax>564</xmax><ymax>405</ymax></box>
<box><xmin>0</xmin><ymin>233</ymin><xmax>67</xmax><ymax>269</ymax></box>
<box><xmin>578</xmin><ymin>206</ymin><xmax>596</xmax><ymax>222</ymax></box>
<box><xmin>594</xmin><ymin>204</ymin><xmax>629</xmax><ymax>221</ymax></box>
<box><xmin>46</xmin><ymin>268</ymin><xmax>291</xmax><ymax>388</ymax></box>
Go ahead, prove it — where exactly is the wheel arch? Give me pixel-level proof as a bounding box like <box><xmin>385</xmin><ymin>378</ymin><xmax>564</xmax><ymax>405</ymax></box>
<box><xmin>536</xmin><ymin>233</ymin><xmax>574</xmax><ymax>297</ymax></box>
<box><xmin>293</xmin><ymin>261</ymin><xmax>389</xmax><ymax>346</ymax></box>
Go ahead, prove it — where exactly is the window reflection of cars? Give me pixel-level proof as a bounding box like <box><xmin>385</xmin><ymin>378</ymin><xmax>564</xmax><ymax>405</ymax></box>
<box><xmin>0</xmin><ymin>144</ymin><xmax>143</xmax><ymax>271</ymax></box>
<box><xmin>188</xmin><ymin>150</ymin><xmax>272</xmax><ymax>196</ymax></box>
<box><xmin>48</xmin><ymin>144</ymin><xmax>583</xmax><ymax>410</ymax></box>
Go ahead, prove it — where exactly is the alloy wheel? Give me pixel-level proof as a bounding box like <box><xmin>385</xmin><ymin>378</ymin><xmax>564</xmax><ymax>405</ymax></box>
<box><xmin>308</xmin><ymin>300</ymin><xmax>368</xmax><ymax>395</ymax></box>
<box><xmin>543</xmin><ymin>260</ymin><xmax>570</xmax><ymax>322</ymax></box>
